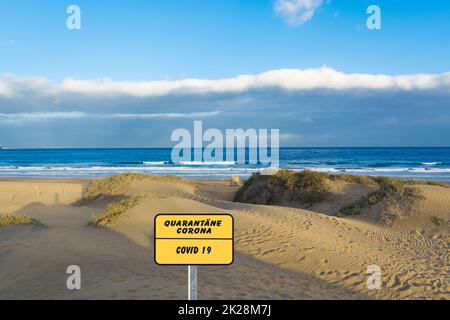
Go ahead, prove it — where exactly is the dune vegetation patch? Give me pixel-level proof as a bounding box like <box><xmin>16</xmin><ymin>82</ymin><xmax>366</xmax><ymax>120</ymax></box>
<box><xmin>82</xmin><ymin>173</ymin><xmax>190</xmax><ymax>201</ymax></box>
<box><xmin>90</xmin><ymin>193</ymin><xmax>147</xmax><ymax>227</ymax></box>
<box><xmin>234</xmin><ymin>169</ymin><xmax>330</xmax><ymax>205</ymax></box>
<box><xmin>337</xmin><ymin>177</ymin><xmax>423</xmax><ymax>217</ymax></box>
<box><xmin>0</xmin><ymin>214</ymin><xmax>45</xmax><ymax>228</ymax></box>
<box><xmin>402</xmin><ymin>179</ymin><xmax>450</xmax><ymax>188</ymax></box>
<box><xmin>329</xmin><ymin>174</ymin><xmax>377</xmax><ymax>186</ymax></box>
<box><xmin>235</xmin><ymin>170</ymin><xmax>434</xmax><ymax>220</ymax></box>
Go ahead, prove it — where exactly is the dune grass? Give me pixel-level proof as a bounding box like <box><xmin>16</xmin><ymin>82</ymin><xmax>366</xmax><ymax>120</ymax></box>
<box><xmin>82</xmin><ymin>173</ymin><xmax>189</xmax><ymax>201</ymax></box>
<box><xmin>337</xmin><ymin>177</ymin><xmax>423</xmax><ymax>216</ymax></box>
<box><xmin>235</xmin><ymin>169</ymin><xmax>433</xmax><ymax>216</ymax></box>
<box><xmin>402</xmin><ymin>179</ymin><xmax>450</xmax><ymax>188</ymax></box>
<box><xmin>90</xmin><ymin>193</ymin><xmax>147</xmax><ymax>227</ymax></box>
<box><xmin>329</xmin><ymin>174</ymin><xmax>377</xmax><ymax>185</ymax></box>
<box><xmin>234</xmin><ymin>169</ymin><xmax>330</xmax><ymax>205</ymax></box>
<box><xmin>0</xmin><ymin>214</ymin><xmax>45</xmax><ymax>228</ymax></box>
<box><xmin>86</xmin><ymin>173</ymin><xmax>194</xmax><ymax>227</ymax></box>
<box><xmin>331</xmin><ymin>173</ymin><xmax>449</xmax><ymax>188</ymax></box>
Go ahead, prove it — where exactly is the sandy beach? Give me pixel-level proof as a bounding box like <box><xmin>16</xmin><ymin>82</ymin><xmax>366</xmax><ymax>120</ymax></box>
<box><xmin>0</xmin><ymin>174</ymin><xmax>448</xmax><ymax>300</ymax></box>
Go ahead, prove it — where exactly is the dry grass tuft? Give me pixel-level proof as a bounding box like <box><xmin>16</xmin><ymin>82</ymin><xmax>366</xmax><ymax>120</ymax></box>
<box><xmin>90</xmin><ymin>193</ymin><xmax>147</xmax><ymax>227</ymax></box>
<box><xmin>83</xmin><ymin>173</ymin><xmax>189</xmax><ymax>201</ymax></box>
<box><xmin>329</xmin><ymin>174</ymin><xmax>377</xmax><ymax>185</ymax></box>
<box><xmin>402</xmin><ymin>179</ymin><xmax>450</xmax><ymax>188</ymax></box>
<box><xmin>0</xmin><ymin>214</ymin><xmax>45</xmax><ymax>228</ymax></box>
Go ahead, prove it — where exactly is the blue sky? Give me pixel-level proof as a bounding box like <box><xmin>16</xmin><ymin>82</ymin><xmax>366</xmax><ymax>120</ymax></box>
<box><xmin>1</xmin><ymin>0</ymin><xmax>450</xmax><ymax>147</ymax></box>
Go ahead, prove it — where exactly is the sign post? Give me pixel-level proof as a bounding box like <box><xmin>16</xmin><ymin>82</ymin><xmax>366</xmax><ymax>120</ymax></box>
<box><xmin>154</xmin><ymin>214</ymin><xmax>234</xmax><ymax>300</ymax></box>
<box><xmin>188</xmin><ymin>265</ymin><xmax>197</xmax><ymax>300</ymax></box>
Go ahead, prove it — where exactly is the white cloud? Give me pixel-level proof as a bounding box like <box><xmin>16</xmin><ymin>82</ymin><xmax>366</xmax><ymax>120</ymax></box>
<box><xmin>111</xmin><ymin>111</ymin><xmax>220</xmax><ymax>119</ymax></box>
<box><xmin>1</xmin><ymin>67</ymin><xmax>450</xmax><ymax>101</ymax></box>
<box><xmin>0</xmin><ymin>83</ymin><xmax>11</xmax><ymax>97</ymax></box>
<box><xmin>1</xmin><ymin>68</ymin><xmax>449</xmax><ymax>147</ymax></box>
<box><xmin>0</xmin><ymin>111</ymin><xmax>220</xmax><ymax>124</ymax></box>
<box><xmin>0</xmin><ymin>112</ymin><xmax>87</xmax><ymax>122</ymax></box>
<box><xmin>274</xmin><ymin>0</ymin><xmax>324</xmax><ymax>26</ymax></box>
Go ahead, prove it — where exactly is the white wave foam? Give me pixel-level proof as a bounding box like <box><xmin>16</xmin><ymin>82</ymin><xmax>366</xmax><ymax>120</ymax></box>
<box><xmin>1</xmin><ymin>165</ymin><xmax>450</xmax><ymax>179</ymax></box>
<box><xmin>143</xmin><ymin>161</ymin><xmax>169</xmax><ymax>165</ymax></box>
<box><xmin>0</xmin><ymin>165</ymin><xmax>259</xmax><ymax>173</ymax></box>
<box><xmin>299</xmin><ymin>167</ymin><xmax>450</xmax><ymax>174</ymax></box>
<box><xmin>303</xmin><ymin>167</ymin><xmax>343</xmax><ymax>173</ymax></box>
<box><xmin>421</xmin><ymin>162</ymin><xmax>443</xmax><ymax>166</ymax></box>
<box><xmin>346</xmin><ymin>168</ymin><xmax>409</xmax><ymax>173</ymax></box>
<box><xmin>178</xmin><ymin>161</ymin><xmax>237</xmax><ymax>166</ymax></box>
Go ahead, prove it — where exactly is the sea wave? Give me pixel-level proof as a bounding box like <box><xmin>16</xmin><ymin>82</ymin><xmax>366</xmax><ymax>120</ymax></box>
<box><xmin>2</xmin><ymin>165</ymin><xmax>450</xmax><ymax>174</ymax></box>
<box><xmin>301</xmin><ymin>167</ymin><xmax>450</xmax><ymax>174</ymax></box>
<box><xmin>116</xmin><ymin>161</ymin><xmax>169</xmax><ymax>165</ymax></box>
<box><xmin>421</xmin><ymin>162</ymin><xmax>443</xmax><ymax>166</ymax></box>
<box><xmin>0</xmin><ymin>165</ymin><xmax>258</xmax><ymax>173</ymax></box>
<box><xmin>143</xmin><ymin>161</ymin><xmax>170</xmax><ymax>165</ymax></box>
<box><xmin>1</xmin><ymin>164</ymin><xmax>450</xmax><ymax>180</ymax></box>
<box><xmin>178</xmin><ymin>161</ymin><xmax>237</xmax><ymax>165</ymax></box>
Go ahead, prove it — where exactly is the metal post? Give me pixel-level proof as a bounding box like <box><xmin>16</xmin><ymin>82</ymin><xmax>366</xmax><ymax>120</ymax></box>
<box><xmin>188</xmin><ymin>265</ymin><xmax>197</xmax><ymax>300</ymax></box>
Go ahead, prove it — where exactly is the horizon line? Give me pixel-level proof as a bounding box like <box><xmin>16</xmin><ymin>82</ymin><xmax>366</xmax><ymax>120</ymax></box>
<box><xmin>2</xmin><ymin>146</ymin><xmax>450</xmax><ymax>150</ymax></box>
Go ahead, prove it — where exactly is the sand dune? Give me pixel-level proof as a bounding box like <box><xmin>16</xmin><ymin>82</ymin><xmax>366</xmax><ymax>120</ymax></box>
<box><xmin>0</xmin><ymin>177</ymin><xmax>448</xmax><ymax>299</ymax></box>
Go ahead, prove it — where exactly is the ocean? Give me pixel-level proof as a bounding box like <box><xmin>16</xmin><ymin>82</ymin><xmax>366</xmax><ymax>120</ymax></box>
<box><xmin>0</xmin><ymin>147</ymin><xmax>449</xmax><ymax>181</ymax></box>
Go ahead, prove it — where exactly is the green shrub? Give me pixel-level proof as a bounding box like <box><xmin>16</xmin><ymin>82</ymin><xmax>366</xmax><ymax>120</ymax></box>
<box><xmin>287</xmin><ymin>170</ymin><xmax>330</xmax><ymax>203</ymax></box>
<box><xmin>338</xmin><ymin>198</ymin><xmax>370</xmax><ymax>217</ymax></box>
<box><xmin>235</xmin><ymin>169</ymin><xmax>428</xmax><ymax>215</ymax></box>
<box><xmin>234</xmin><ymin>169</ymin><xmax>330</xmax><ymax>205</ymax></box>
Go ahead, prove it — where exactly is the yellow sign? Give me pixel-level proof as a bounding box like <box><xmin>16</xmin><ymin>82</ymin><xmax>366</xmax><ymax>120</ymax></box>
<box><xmin>154</xmin><ymin>214</ymin><xmax>234</xmax><ymax>265</ymax></box>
